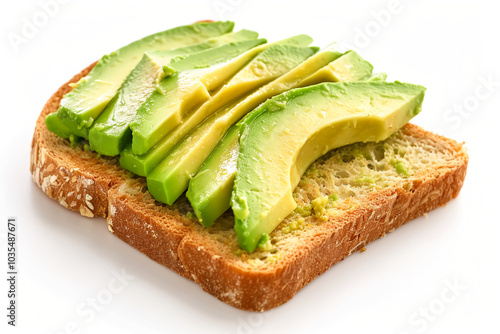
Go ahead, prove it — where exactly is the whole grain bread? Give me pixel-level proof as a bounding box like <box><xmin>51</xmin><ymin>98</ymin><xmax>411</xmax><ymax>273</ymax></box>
<box><xmin>30</xmin><ymin>63</ymin><xmax>469</xmax><ymax>311</ymax></box>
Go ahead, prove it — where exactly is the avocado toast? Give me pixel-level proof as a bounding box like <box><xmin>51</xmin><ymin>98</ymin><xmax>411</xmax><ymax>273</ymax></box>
<box><xmin>31</xmin><ymin>21</ymin><xmax>468</xmax><ymax>311</ymax></box>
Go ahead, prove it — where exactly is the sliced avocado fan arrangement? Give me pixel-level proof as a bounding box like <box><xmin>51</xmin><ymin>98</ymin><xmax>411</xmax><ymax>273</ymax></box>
<box><xmin>46</xmin><ymin>21</ymin><xmax>426</xmax><ymax>253</ymax></box>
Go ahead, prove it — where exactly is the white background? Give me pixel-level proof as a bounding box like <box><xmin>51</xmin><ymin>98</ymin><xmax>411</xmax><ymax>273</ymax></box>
<box><xmin>1</xmin><ymin>0</ymin><xmax>499</xmax><ymax>333</ymax></box>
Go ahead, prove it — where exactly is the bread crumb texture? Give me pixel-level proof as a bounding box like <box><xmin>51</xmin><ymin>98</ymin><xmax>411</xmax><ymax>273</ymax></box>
<box><xmin>201</xmin><ymin>127</ymin><xmax>462</xmax><ymax>266</ymax></box>
<box><xmin>110</xmin><ymin>125</ymin><xmax>465</xmax><ymax>269</ymax></box>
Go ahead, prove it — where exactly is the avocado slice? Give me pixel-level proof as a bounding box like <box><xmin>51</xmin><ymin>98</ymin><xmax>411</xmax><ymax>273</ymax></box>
<box><xmin>119</xmin><ymin>35</ymin><xmax>315</xmax><ymax>174</ymax></box>
<box><xmin>187</xmin><ymin>125</ymin><xmax>240</xmax><ymax>226</ymax></box>
<box><xmin>187</xmin><ymin>50</ymin><xmax>373</xmax><ymax>226</ymax></box>
<box><xmin>87</xmin><ymin>30</ymin><xmax>259</xmax><ymax>156</ymax></box>
<box><xmin>297</xmin><ymin>50</ymin><xmax>373</xmax><ymax>86</ymax></box>
<box><xmin>54</xmin><ymin>21</ymin><xmax>235</xmax><ymax>139</ymax></box>
<box><xmin>365</xmin><ymin>72</ymin><xmax>388</xmax><ymax>81</ymax></box>
<box><xmin>45</xmin><ymin>112</ymin><xmax>73</xmax><ymax>138</ymax></box>
<box><xmin>129</xmin><ymin>38</ymin><xmax>267</xmax><ymax>155</ymax></box>
<box><xmin>146</xmin><ymin>45</ymin><xmax>317</xmax><ymax>205</ymax></box>
<box><xmin>232</xmin><ymin>82</ymin><xmax>426</xmax><ymax>252</ymax></box>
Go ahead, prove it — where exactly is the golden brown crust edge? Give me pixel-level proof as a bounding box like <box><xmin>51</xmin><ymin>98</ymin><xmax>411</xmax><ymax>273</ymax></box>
<box><xmin>31</xmin><ymin>65</ymin><xmax>469</xmax><ymax>312</ymax></box>
<box><xmin>30</xmin><ymin>62</ymin><xmax>128</xmax><ymax>218</ymax></box>
<box><xmin>109</xmin><ymin>143</ymin><xmax>467</xmax><ymax>311</ymax></box>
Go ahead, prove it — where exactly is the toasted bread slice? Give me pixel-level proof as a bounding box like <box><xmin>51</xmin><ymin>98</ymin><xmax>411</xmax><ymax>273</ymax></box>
<box><xmin>31</xmin><ymin>63</ymin><xmax>468</xmax><ymax>311</ymax></box>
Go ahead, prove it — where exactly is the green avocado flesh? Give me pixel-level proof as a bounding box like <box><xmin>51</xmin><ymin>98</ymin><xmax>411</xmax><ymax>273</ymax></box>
<box><xmin>44</xmin><ymin>23</ymin><xmax>428</xmax><ymax>254</ymax></box>
<box><xmin>146</xmin><ymin>44</ymin><xmax>317</xmax><ymax>205</ymax></box>
<box><xmin>87</xmin><ymin>30</ymin><xmax>259</xmax><ymax>156</ymax></box>
<box><xmin>366</xmin><ymin>72</ymin><xmax>388</xmax><ymax>82</ymax></box>
<box><xmin>187</xmin><ymin>50</ymin><xmax>374</xmax><ymax>227</ymax></box>
<box><xmin>187</xmin><ymin>126</ymin><xmax>240</xmax><ymax>226</ymax></box>
<box><xmin>53</xmin><ymin>21</ymin><xmax>235</xmax><ymax>139</ymax></box>
<box><xmin>45</xmin><ymin>112</ymin><xmax>73</xmax><ymax>138</ymax></box>
<box><xmin>232</xmin><ymin>82</ymin><xmax>426</xmax><ymax>252</ymax></box>
<box><xmin>119</xmin><ymin>35</ymin><xmax>315</xmax><ymax>176</ymax></box>
<box><xmin>128</xmin><ymin>38</ymin><xmax>267</xmax><ymax>155</ymax></box>
<box><xmin>297</xmin><ymin>50</ymin><xmax>374</xmax><ymax>86</ymax></box>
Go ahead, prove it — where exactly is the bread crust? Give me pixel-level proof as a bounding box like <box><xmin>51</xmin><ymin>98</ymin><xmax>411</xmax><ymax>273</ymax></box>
<box><xmin>31</xmin><ymin>62</ymin><xmax>129</xmax><ymax>218</ymax></box>
<box><xmin>31</xmin><ymin>64</ymin><xmax>469</xmax><ymax>311</ymax></box>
